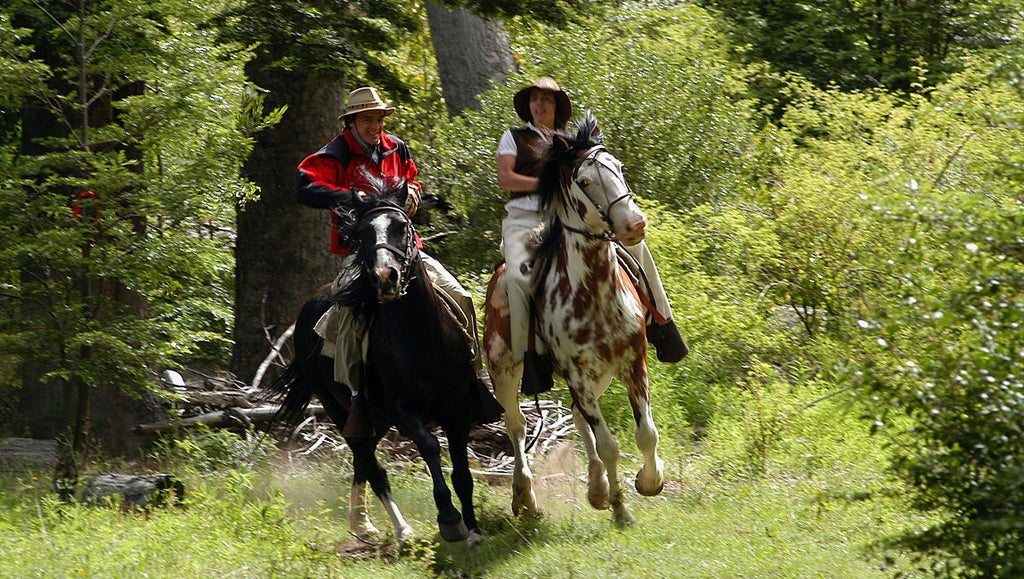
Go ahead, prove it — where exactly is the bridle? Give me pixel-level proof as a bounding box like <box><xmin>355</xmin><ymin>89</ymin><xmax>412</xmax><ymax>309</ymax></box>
<box><xmin>358</xmin><ymin>204</ymin><xmax>418</xmax><ymax>298</ymax></box>
<box><xmin>560</xmin><ymin>146</ymin><xmax>635</xmax><ymax>242</ymax></box>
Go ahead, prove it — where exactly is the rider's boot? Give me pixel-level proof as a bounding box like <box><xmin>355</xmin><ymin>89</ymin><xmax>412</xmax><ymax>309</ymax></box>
<box><xmin>472</xmin><ymin>371</ymin><xmax>505</xmax><ymax>425</ymax></box>
<box><xmin>646</xmin><ymin>319</ymin><xmax>689</xmax><ymax>363</ymax></box>
<box><xmin>521</xmin><ymin>350</ymin><xmax>554</xmax><ymax>395</ymax></box>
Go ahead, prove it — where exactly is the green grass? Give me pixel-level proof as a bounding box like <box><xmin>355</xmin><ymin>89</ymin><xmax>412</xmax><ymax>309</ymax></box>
<box><xmin>0</xmin><ymin>431</ymin><xmax>930</xmax><ymax>578</ymax></box>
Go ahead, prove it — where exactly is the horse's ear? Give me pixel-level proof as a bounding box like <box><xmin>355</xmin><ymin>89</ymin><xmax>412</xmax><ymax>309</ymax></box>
<box><xmin>391</xmin><ymin>178</ymin><xmax>409</xmax><ymax>208</ymax></box>
<box><xmin>551</xmin><ymin>135</ymin><xmax>571</xmax><ymax>154</ymax></box>
<box><xmin>352</xmin><ymin>189</ymin><xmax>371</xmax><ymax>213</ymax></box>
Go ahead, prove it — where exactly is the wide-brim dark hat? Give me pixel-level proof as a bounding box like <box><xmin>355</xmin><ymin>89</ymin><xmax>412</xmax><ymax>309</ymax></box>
<box><xmin>513</xmin><ymin>76</ymin><xmax>572</xmax><ymax>128</ymax></box>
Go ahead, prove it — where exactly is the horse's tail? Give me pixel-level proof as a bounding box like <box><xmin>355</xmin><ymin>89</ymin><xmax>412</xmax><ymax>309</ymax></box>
<box><xmin>262</xmin><ymin>296</ymin><xmax>330</xmax><ymax>428</ymax></box>
<box><xmin>264</xmin><ymin>358</ymin><xmax>314</xmax><ymax>427</ymax></box>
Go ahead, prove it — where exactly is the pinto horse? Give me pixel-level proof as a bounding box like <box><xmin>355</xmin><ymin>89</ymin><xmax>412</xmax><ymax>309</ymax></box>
<box><xmin>266</xmin><ymin>177</ymin><xmax>501</xmax><ymax>546</ymax></box>
<box><xmin>484</xmin><ymin>114</ymin><xmax>665</xmax><ymax>527</ymax></box>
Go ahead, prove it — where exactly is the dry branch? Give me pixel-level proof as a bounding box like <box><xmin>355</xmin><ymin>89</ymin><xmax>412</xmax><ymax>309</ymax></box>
<box><xmin>135</xmin><ymin>404</ymin><xmax>325</xmax><ymax>434</ymax></box>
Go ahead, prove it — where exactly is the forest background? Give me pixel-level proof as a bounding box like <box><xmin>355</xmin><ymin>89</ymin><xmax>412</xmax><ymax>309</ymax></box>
<box><xmin>2</xmin><ymin>0</ymin><xmax>1023</xmax><ymax>576</ymax></box>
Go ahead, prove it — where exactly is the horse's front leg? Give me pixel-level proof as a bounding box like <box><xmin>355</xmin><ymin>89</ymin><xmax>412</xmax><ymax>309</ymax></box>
<box><xmin>571</xmin><ymin>384</ymin><xmax>636</xmax><ymax>527</ymax></box>
<box><xmin>571</xmin><ymin>404</ymin><xmax>609</xmax><ymax>510</ymax></box>
<box><xmin>445</xmin><ymin>426</ymin><xmax>484</xmax><ymax>547</ymax></box>
<box><xmin>348</xmin><ymin>436</ymin><xmax>414</xmax><ymax>543</ymax></box>
<box><xmin>625</xmin><ymin>361</ymin><xmax>665</xmax><ymax>497</ymax></box>
<box><xmin>394</xmin><ymin>409</ymin><xmax>468</xmax><ymax>542</ymax></box>
<box><xmin>492</xmin><ymin>361</ymin><xmax>538</xmax><ymax>516</ymax></box>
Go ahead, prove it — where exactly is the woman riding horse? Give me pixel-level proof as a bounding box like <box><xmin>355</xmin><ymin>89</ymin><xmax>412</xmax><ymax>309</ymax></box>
<box><xmin>495</xmin><ymin>77</ymin><xmax>687</xmax><ymax>395</ymax></box>
<box><xmin>487</xmin><ymin>112</ymin><xmax>672</xmax><ymax>527</ymax></box>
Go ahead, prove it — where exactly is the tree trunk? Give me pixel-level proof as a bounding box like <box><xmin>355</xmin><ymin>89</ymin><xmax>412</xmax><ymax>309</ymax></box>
<box><xmin>231</xmin><ymin>64</ymin><xmax>345</xmax><ymax>384</ymax></box>
<box><xmin>426</xmin><ymin>2</ymin><xmax>514</xmax><ymax>116</ymax></box>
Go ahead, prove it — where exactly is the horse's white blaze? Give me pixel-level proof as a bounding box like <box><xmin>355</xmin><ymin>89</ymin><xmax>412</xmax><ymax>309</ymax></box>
<box><xmin>368</xmin><ymin>212</ymin><xmax>402</xmax><ymax>300</ymax></box>
<box><xmin>573</xmin><ymin>151</ymin><xmax>647</xmax><ymax>245</ymax></box>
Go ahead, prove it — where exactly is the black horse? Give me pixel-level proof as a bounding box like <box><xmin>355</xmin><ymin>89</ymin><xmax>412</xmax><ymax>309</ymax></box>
<box><xmin>266</xmin><ymin>177</ymin><xmax>501</xmax><ymax>546</ymax></box>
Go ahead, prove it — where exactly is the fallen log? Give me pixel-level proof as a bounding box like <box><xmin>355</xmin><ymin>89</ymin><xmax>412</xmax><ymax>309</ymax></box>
<box><xmin>0</xmin><ymin>438</ymin><xmax>58</xmax><ymax>474</ymax></box>
<box><xmin>134</xmin><ymin>404</ymin><xmax>326</xmax><ymax>434</ymax></box>
<box><xmin>81</xmin><ymin>472</ymin><xmax>185</xmax><ymax>509</ymax></box>
<box><xmin>180</xmin><ymin>390</ymin><xmax>254</xmax><ymax>409</ymax></box>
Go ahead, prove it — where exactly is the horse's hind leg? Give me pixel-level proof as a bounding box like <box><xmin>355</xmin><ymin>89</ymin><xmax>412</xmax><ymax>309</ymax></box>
<box><xmin>348</xmin><ymin>436</ymin><xmax>414</xmax><ymax>542</ymax></box>
<box><xmin>626</xmin><ymin>369</ymin><xmax>665</xmax><ymax>497</ymax></box>
<box><xmin>394</xmin><ymin>410</ymin><xmax>468</xmax><ymax>542</ymax></box>
<box><xmin>572</xmin><ymin>404</ymin><xmax>610</xmax><ymax>510</ymax></box>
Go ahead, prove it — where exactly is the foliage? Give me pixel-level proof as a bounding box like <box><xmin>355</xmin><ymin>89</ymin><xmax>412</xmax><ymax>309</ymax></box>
<box><xmin>0</xmin><ymin>0</ymin><xmax>272</xmax><ymax>425</ymax></box>
<box><xmin>149</xmin><ymin>425</ymin><xmax>274</xmax><ymax>473</ymax></box>
<box><xmin>699</xmin><ymin>0</ymin><xmax>1021</xmax><ymax>94</ymax></box>
<box><xmin>758</xmin><ymin>61</ymin><xmax>1024</xmax><ymax>575</ymax></box>
<box><xmin>421</xmin><ymin>2</ymin><xmax>762</xmax><ymax>275</ymax></box>
<box><xmin>212</xmin><ymin>0</ymin><xmax>422</xmax><ymax>96</ymax></box>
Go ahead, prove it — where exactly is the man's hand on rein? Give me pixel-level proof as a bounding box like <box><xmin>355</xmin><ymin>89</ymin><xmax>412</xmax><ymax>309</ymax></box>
<box><xmin>405</xmin><ymin>183</ymin><xmax>421</xmax><ymax>217</ymax></box>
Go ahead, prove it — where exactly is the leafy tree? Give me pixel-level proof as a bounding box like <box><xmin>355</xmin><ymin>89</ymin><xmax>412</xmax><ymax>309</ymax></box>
<box><xmin>0</xmin><ymin>0</ymin><xmax>270</xmax><ymax>476</ymax></box>
<box><xmin>700</xmin><ymin>0</ymin><xmax>1020</xmax><ymax>94</ymax></box>
<box><xmin>755</xmin><ymin>59</ymin><xmax>1024</xmax><ymax>574</ymax></box>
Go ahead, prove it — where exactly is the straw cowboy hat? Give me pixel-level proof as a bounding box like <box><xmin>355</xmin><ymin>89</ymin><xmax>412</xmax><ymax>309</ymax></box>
<box><xmin>339</xmin><ymin>87</ymin><xmax>395</xmax><ymax>120</ymax></box>
<box><xmin>513</xmin><ymin>76</ymin><xmax>572</xmax><ymax>128</ymax></box>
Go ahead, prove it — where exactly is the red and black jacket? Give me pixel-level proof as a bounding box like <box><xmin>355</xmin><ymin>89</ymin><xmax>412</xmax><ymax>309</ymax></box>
<box><xmin>297</xmin><ymin>128</ymin><xmax>421</xmax><ymax>254</ymax></box>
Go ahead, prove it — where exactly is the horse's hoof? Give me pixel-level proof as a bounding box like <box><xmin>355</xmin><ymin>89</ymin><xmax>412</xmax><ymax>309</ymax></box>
<box><xmin>613</xmin><ymin>505</ymin><xmax>637</xmax><ymax>528</ymax></box>
<box><xmin>587</xmin><ymin>463</ymin><xmax>610</xmax><ymax>509</ymax></box>
<box><xmin>394</xmin><ymin>524</ymin><xmax>414</xmax><ymax>544</ymax></box>
<box><xmin>511</xmin><ymin>486</ymin><xmax>538</xmax><ymax>516</ymax></box>
<box><xmin>635</xmin><ymin>474</ymin><xmax>665</xmax><ymax>497</ymax></box>
<box><xmin>467</xmin><ymin>530</ymin><xmax>484</xmax><ymax>548</ymax></box>
<box><xmin>438</xmin><ymin>518</ymin><xmax>469</xmax><ymax>542</ymax></box>
<box><xmin>348</xmin><ymin>508</ymin><xmax>382</xmax><ymax>538</ymax></box>
<box><xmin>588</xmin><ymin>492</ymin><xmax>611</xmax><ymax>510</ymax></box>
<box><xmin>635</xmin><ymin>459</ymin><xmax>665</xmax><ymax>496</ymax></box>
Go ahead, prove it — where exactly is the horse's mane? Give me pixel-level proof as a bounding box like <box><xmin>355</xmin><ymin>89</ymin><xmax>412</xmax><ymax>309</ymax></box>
<box><xmin>536</xmin><ymin>112</ymin><xmax>604</xmax><ymax>217</ymax></box>
<box><xmin>532</xmin><ymin>113</ymin><xmax>605</xmax><ymax>279</ymax></box>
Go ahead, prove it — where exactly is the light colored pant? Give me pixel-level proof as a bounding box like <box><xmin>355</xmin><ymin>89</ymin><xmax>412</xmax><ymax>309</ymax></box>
<box><xmin>501</xmin><ymin>206</ymin><xmax>543</xmax><ymax>362</ymax></box>
<box><xmin>501</xmin><ymin>206</ymin><xmax>674</xmax><ymax>362</ymax></box>
<box><xmin>316</xmin><ymin>252</ymin><xmax>480</xmax><ymax>390</ymax></box>
<box><xmin>620</xmin><ymin>240</ymin><xmax>673</xmax><ymax>323</ymax></box>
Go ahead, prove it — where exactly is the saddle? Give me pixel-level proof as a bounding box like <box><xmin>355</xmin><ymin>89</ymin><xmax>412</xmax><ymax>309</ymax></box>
<box><xmin>520</xmin><ymin>248</ymin><xmax>687</xmax><ymax>395</ymax></box>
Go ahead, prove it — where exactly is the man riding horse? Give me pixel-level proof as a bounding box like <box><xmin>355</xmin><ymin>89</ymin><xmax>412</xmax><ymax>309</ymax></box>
<box><xmin>297</xmin><ymin>86</ymin><xmax>486</xmax><ymax>434</ymax></box>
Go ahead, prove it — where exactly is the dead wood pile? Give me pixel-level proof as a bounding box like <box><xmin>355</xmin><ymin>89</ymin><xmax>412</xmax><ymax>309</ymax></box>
<box><xmin>135</xmin><ymin>367</ymin><xmax>576</xmax><ymax>480</ymax></box>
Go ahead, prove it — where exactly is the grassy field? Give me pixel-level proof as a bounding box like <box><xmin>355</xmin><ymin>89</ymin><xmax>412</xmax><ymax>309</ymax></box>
<box><xmin>0</xmin><ymin>426</ymin><xmax>932</xmax><ymax>578</ymax></box>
